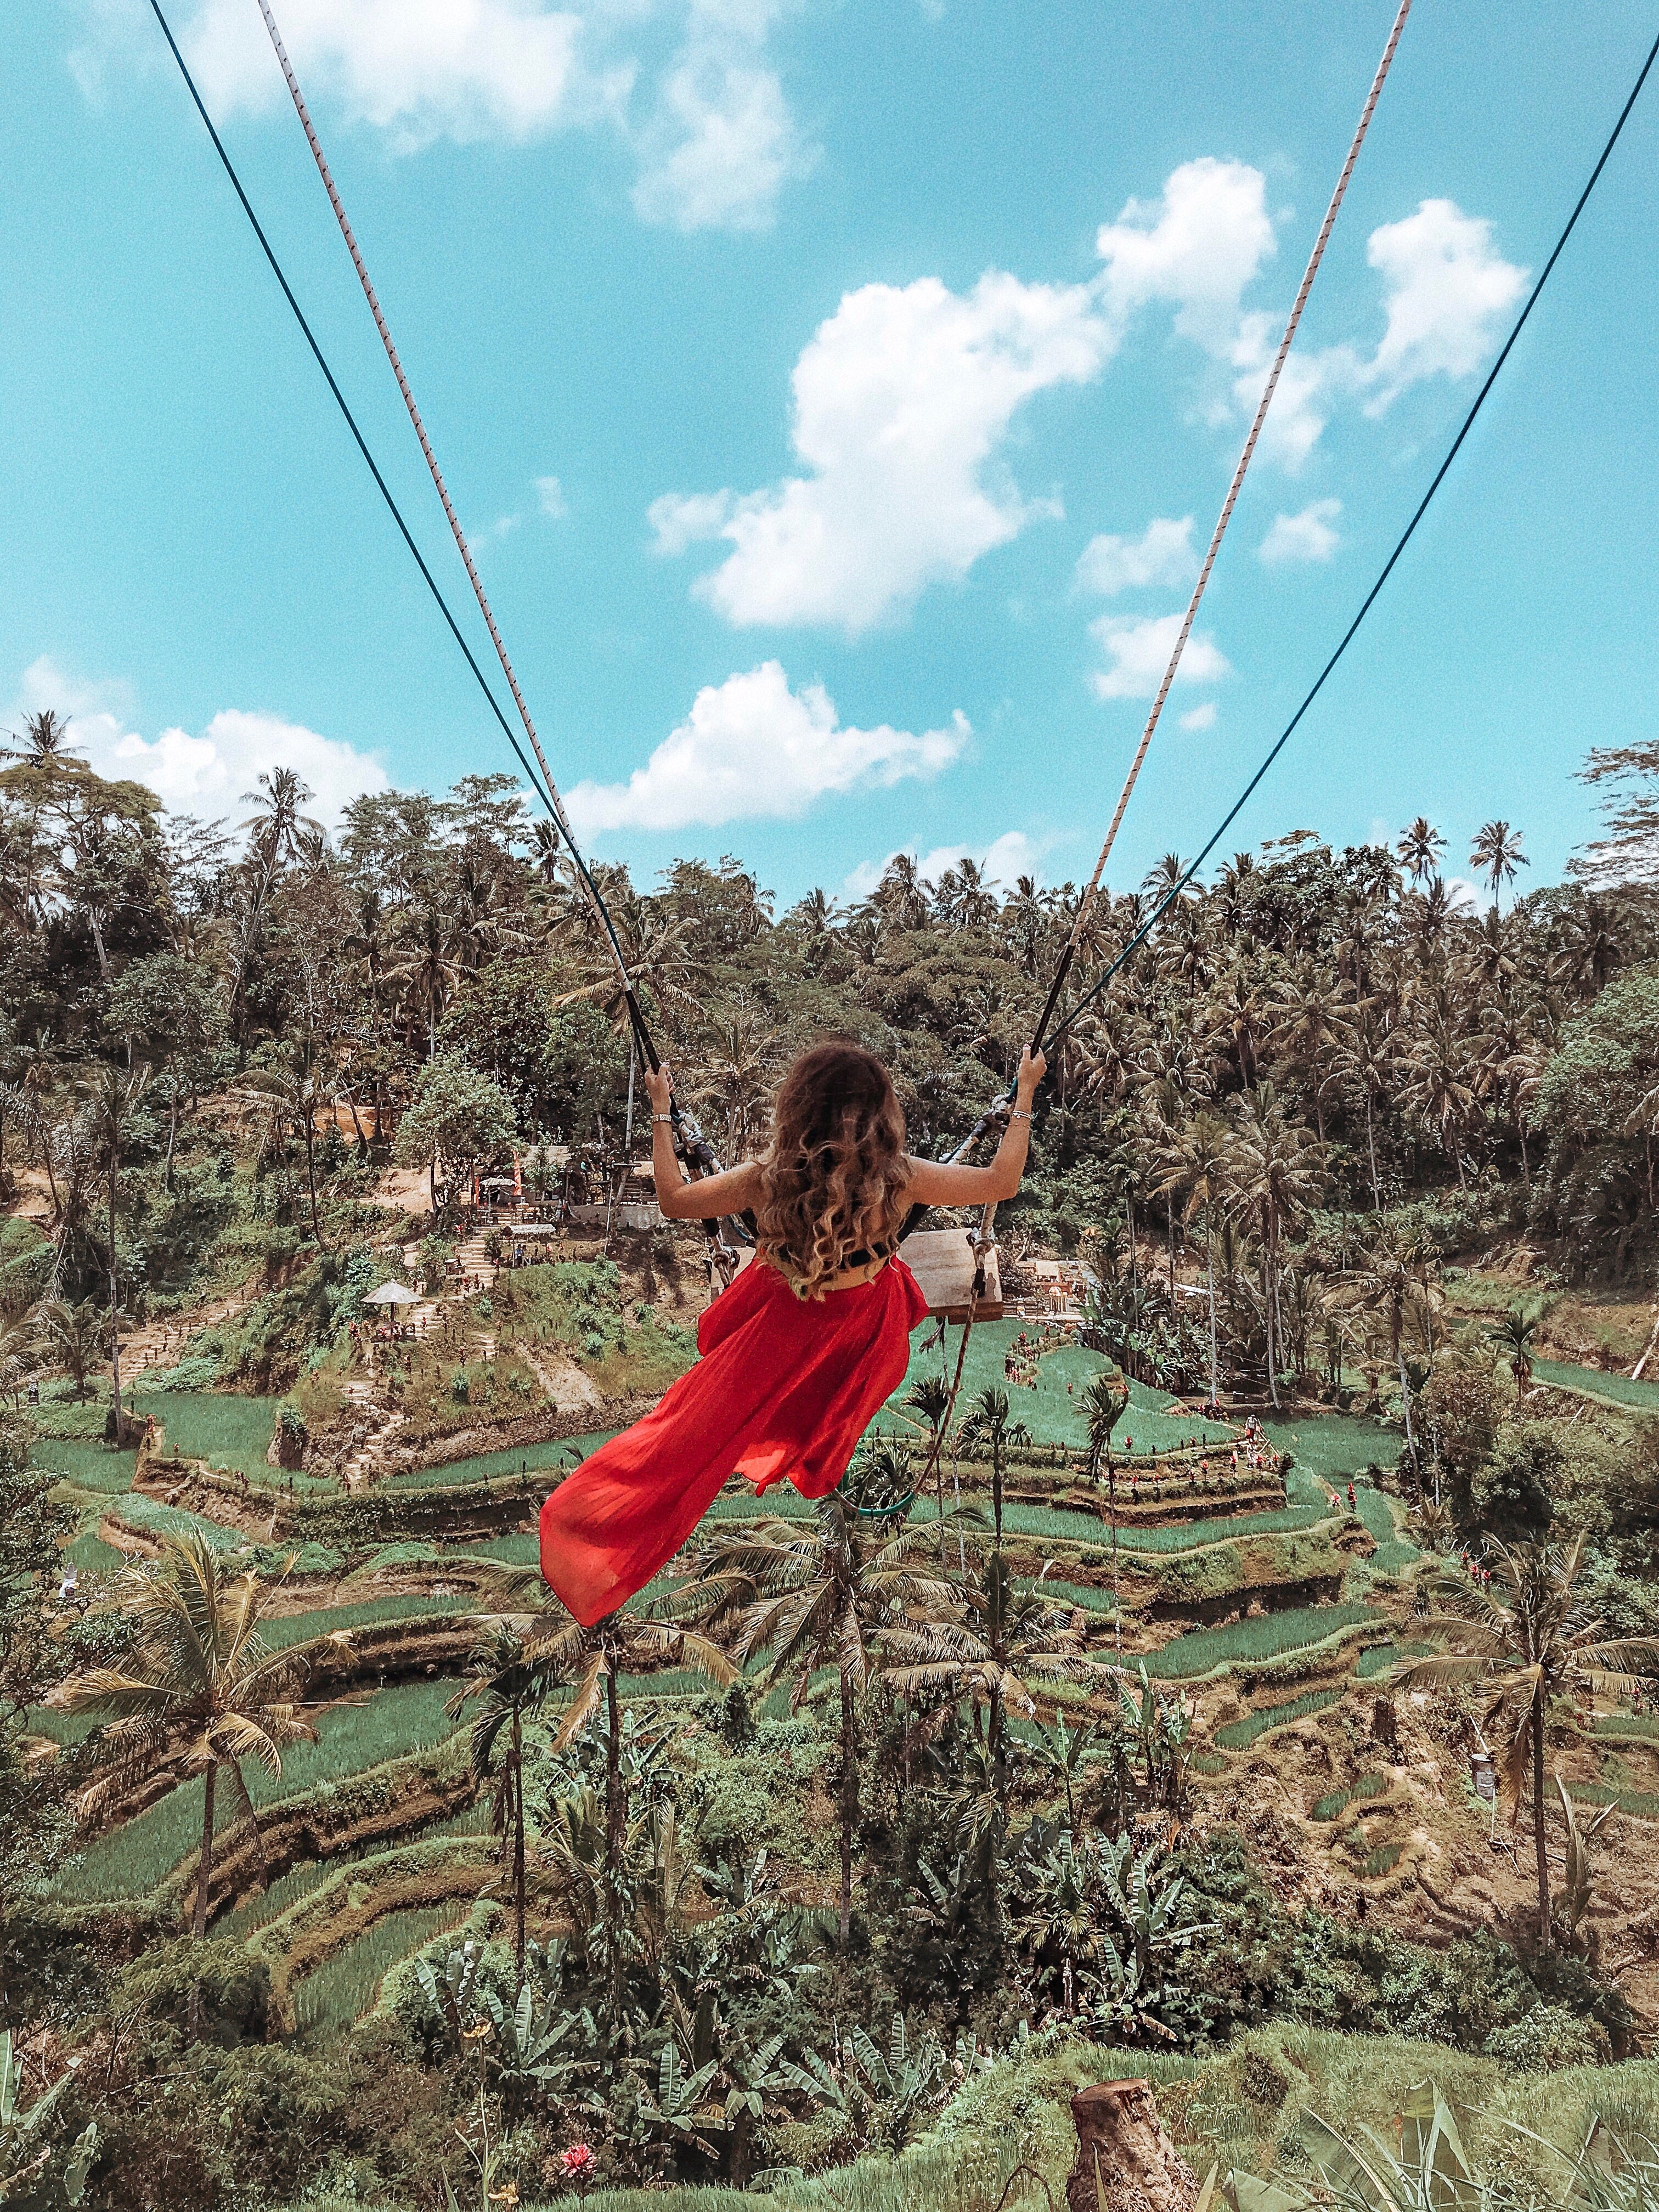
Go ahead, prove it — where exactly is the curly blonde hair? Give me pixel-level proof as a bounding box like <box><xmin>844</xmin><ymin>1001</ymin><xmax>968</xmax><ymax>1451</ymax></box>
<box><xmin>754</xmin><ymin>1042</ymin><xmax>911</xmax><ymax>1300</ymax></box>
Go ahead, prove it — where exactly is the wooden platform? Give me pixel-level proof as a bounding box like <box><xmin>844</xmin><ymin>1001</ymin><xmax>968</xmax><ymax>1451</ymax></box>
<box><xmin>729</xmin><ymin>1226</ymin><xmax>1001</xmax><ymax>1320</ymax></box>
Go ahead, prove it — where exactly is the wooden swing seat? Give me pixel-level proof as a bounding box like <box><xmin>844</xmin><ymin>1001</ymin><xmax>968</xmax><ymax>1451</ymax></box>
<box><xmin>725</xmin><ymin>1227</ymin><xmax>1000</xmax><ymax>1322</ymax></box>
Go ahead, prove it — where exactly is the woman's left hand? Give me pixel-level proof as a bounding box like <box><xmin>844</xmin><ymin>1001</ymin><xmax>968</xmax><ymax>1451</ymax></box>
<box><xmin>644</xmin><ymin>1062</ymin><xmax>674</xmax><ymax>1117</ymax></box>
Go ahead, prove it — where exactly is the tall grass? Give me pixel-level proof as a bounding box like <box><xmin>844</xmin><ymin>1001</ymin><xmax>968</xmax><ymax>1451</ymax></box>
<box><xmin>1595</xmin><ymin>1711</ymin><xmax>1659</xmax><ymax>1742</ymax></box>
<box><xmin>294</xmin><ymin>1903</ymin><xmax>469</xmax><ymax>2038</ymax></box>
<box><xmin>67</xmin><ymin>1531</ymin><xmax>127</xmax><ymax>1573</ymax></box>
<box><xmin>221</xmin><ymin>1804</ymin><xmax>493</xmax><ymax>1941</ymax></box>
<box><xmin>1312</xmin><ymin>1774</ymin><xmax>1386</xmax><ymax>1821</ymax></box>
<box><xmin>54</xmin><ymin>1680</ymin><xmax>464</xmax><ymax>1901</ymax></box>
<box><xmin>1215</xmin><ymin>1687</ymin><xmax>1344</xmax><ymax>1750</ymax></box>
<box><xmin>1146</xmin><ymin>1604</ymin><xmax>1381</xmax><ymax>1681</ymax></box>
<box><xmin>261</xmin><ymin>1594</ymin><xmax>475</xmax><ymax>1649</ymax></box>
<box><xmin>382</xmin><ymin>1428</ymin><xmax>614</xmax><ymax>1489</ymax></box>
<box><xmin>33</xmin><ymin>1441</ymin><xmax>138</xmax><ymax>1492</ymax></box>
<box><xmin>129</xmin><ymin>1390</ymin><xmax>286</xmax><ymax>1476</ymax></box>
<box><xmin>909</xmin><ymin>1496</ymin><xmax>1329</xmax><ymax>1553</ymax></box>
<box><xmin>1258</xmin><ymin>1415</ymin><xmax>1402</xmax><ymax>1477</ymax></box>
<box><xmin>1562</xmin><ymin>1780</ymin><xmax>1659</xmax><ymax>1820</ymax></box>
<box><xmin>108</xmin><ymin>1494</ymin><xmax>244</xmax><ymax>1551</ymax></box>
<box><xmin>1531</xmin><ymin>1358</ymin><xmax>1659</xmax><ymax>1409</ymax></box>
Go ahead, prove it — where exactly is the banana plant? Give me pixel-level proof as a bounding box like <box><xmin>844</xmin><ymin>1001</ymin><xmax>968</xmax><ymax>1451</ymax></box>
<box><xmin>415</xmin><ymin>1940</ymin><xmax>486</xmax><ymax>2046</ymax></box>
<box><xmin>633</xmin><ymin>2043</ymin><xmax>722</xmax><ymax>2164</ymax></box>
<box><xmin>478</xmin><ymin>1978</ymin><xmax>586</xmax><ymax>2106</ymax></box>
<box><xmin>843</xmin><ymin>2015</ymin><xmax>947</xmax><ymax>2151</ymax></box>
<box><xmin>0</xmin><ymin>2033</ymin><xmax>98</xmax><ymax>2207</ymax></box>
<box><xmin>1220</xmin><ymin>2081</ymin><xmax>1482</xmax><ymax>2212</ymax></box>
<box><xmin>1023</xmin><ymin>1711</ymin><xmax>1101</xmax><ymax>1828</ymax></box>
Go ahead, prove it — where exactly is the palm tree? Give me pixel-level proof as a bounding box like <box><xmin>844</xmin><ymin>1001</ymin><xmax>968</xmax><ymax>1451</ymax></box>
<box><xmin>1331</xmin><ymin>1004</ymin><xmax>1395</xmax><ymax>1210</ymax></box>
<box><xmin>2</xmin><ymin>707</ymin><xmax>82</xmax><ymax>764</ymax></box>
<box><xmin>1400</xmin><ymin>1018</ymin><xmax>1477</xmax><ymax>1189</ymax></box>
<box><xmin>447</xmin><ymin>1618</ymin><xmax>565</xmax><ymax>1975</ymax></box>
<box><xmin>1490</xmin><ymin>1306</ymin><xmax>1539</xmax><ymax>1395</ymax></box>
<box><xmin>1082</xmin><ymin>1370</ymin><xmax>1130</xmax><ymax>1650</ymax></box>
<box><xmin>878</xmin><ymin>1551</ymin><xmax>1113</xmax><ymax>1817</ymax></box>
<box><xmin>1397</xmin><ymin>817</ymin><xmax>1446</xmax><ymax>887</ymax></box>
<box><xmin>1152</xmin><ymin>1109</ymin><xmax>1230</xmax><ymax>1406</ymax></box>
<box><xmin>687</xmin><ymin>1002</ymin><xmax>781</xmax><ymax>1160</ymax></box>
<box><xmin>234</xmin><ymin>1048</ymin><xmax>326</xmax><ymax>1245</ymax></box>
<box><xmin>50</xmin><ymin>1533</ymin><xmax>317</xmax><ymax>1941</ymax></box>
<box><xmin>33</xmin><ymin>1298</ymin><xmax>107</xmax><ymax>1402</ymax></box>
<box><xmin>1227</xmin><ymin>1086</ymin><xmax>1325</xmax><ymax>1409</ymax></box>
<box><xmin>1470</xmin><ymin>820</ymin><xmax>1528</xmax><ymax>910</ymax></box>
<box><xmin>957</xmin><ymin>1385</ymin><xmax>1032</xmax><ymax>1550</ymax></box>
<box><xmin>1331</xmin><ymin>1222</ymin><xmax>1439</xmax><ymax>1468</ymax></box>
<box><xmin>903</xmin><ymin>1374</ymin><xmax>955</xmax><ymax>1565</ymax></box>
<box><xmin>684</xmin><ymin>1498</ymin><xmax>958</xmax><ymax>1948</ymax></box>
<box><xmin>1393</xmin><ymin>1537</ymin><xmax>1657</xmax><ymax>1941</ymax></box>
<box><xmin>240</xmin><ymin>768</ymin><xmax>322</xmax><ymax>877</ymax></box>
<box><xmin>529</xmin><ymin>1604</ymin><xmax>736</xmax><ymax>2063</ymax></box>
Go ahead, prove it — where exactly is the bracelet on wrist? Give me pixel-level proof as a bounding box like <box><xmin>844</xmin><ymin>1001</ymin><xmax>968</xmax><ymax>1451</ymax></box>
<box><xmin>651</xmin><ymin>1113</ymin><xmax>673</xmax><ymax>1125</ymax></box>
<box><xmin>1009</xmin><ymin>1106</ymin><xmax>1033</xmax><ymax>1122</ymax></box>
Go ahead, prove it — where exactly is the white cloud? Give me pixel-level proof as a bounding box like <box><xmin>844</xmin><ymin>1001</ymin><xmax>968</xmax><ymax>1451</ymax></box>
<box><xmin>1095</xmin><ymin>157</ymin><xmax>1277</xmax><ymax>353</ymax></box>
<box><xmin>1177</xmin><ymin>702</ymin><xmax>1217</xmax><ymax>732</ymax></box>
<box><xmin>1088</xmin><ymin>612</ymin><xmax>1232</xmax><ymax>702</ymax></box>
<box><xmin>563</xmin><ymin>661</ymin><xmax>967</xmax><ymax>834</ymax></box>
<box><xmin>471</xmin><ymin>511</ymin><xmax>524</xmax><ymax>553</ymax></box>
<box><xmin>647</xmin><ymin>489</ymin><xmax>735</xmax><ymax>557</ymax></box>
<box><xmin>843</xmin><ymin>829</ymin><xmax>1041</xmax><ymax>901</ymax></box>
<box><xmin>171</xmin><ymin>0</ymin><xmax>612</xmax><ymax>150</ymax></box>
<box><xmin>14</xmin><ymin>656</ymin><xmax>388</xmax><ymax>831</ymax></box>
<box><xmin>631</xmin><ymin>0</ymin><xmax>815</xmax><ymax>234</ymax></box>
<box><xmin>1226</xmin><ymin>197</ymin><xmax>1526</xmax><ymax>466</ymax></box>
<box><xmin>1258</xmin><ymin>497</ymin><xmax>1341</xmax><ymax>565</ymax></box>
<box><xmin>661</xmin><ymin>270</ymin><xmax>1111</xmax><ymax>632</ymax></box>
<box><xmin>70</xmin><ymin>0</ymin><xmax>808</xmax><ymax>230</ymax></box>
<box><xmin>1075</xmin><ymin>515</ymin><xmax>1195</xmax><ymax>597</ymax></box>
<box><xmin>1362</xmin><ymin>199</ymin><xmax>1527</xmax><ymax>411</ymax></box>
<box><xmin>535</xmin><ymin>475</ymin><xmax>568</xmax><ymax>520</ymax></box>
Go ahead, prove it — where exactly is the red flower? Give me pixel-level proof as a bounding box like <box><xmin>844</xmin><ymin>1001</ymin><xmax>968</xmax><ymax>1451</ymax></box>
<box><xmin>560</xmin><ymin>2145</ymin><xmax>597</xmax><ymax>2181</ymax></box>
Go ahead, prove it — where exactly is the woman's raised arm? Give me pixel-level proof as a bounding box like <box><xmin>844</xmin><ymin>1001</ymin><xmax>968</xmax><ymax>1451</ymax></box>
<box><xmin>644</xmin><ymin>1062</ymin><xmax>763</xmax><ymax>1221</ymax></box>
<box><xmin>902</xmin><ymin>1046</ymin><xmax>1046</xmax><ymax>1209</ymax></box>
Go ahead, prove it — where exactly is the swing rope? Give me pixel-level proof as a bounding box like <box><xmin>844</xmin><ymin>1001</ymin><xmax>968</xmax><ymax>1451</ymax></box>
<box><xmin>1041</xmin><ymin>12</ymin><xmax>1659</xmax><ymax>1063</ymax></box>
<box><xmin>1030</xmin><ymin>0</ymin><xmax>1413</xmax><ymax>1049</ymax></box>
<box><xmin>145</xmin><ymin>0</ymin><xmax>738</xmax><ymax>1198</ymax></box>
<box><xmin>910</xmin><ymin>7</ymin><xmax>1658</xmax><ymax>1487</ymax></box>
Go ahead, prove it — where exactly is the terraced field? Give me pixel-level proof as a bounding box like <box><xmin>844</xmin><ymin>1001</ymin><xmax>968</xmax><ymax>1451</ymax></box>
<box><xmin>38</xmin><ymin>1364</ymin><xmax>1485</xmax><ymax>2041</ymax></box>
<box><xmin>55</xmin><ymin>1680</ymin><xmax>464</xmax><ymax>1904</ymax></box>
<box><xmin>882</xmin><ymin>1319</ymin><xmax>1234</xmax><ymax>1453</ymax></box>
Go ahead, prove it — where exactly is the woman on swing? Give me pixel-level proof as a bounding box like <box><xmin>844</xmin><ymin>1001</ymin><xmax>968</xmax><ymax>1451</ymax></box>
<box><xmin>540</xmin><ymin>1037</ymin><xmax>1046</xmax><ymax>1625</ymax></box>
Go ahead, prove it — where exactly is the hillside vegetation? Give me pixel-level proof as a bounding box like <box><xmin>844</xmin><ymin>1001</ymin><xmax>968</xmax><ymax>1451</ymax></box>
<box><xmin>3</xmin><ymin>729</ymin><xmax>1659</xmax><ymax>2208</ymax></box>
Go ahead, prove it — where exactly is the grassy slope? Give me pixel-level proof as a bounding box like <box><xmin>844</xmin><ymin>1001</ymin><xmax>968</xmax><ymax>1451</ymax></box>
<box><xmin>54</xmin><ymin>1681</ymin><xmax>463</xmax><ymax>1902</ymax></box>
<box><xmin>270</xmin><ymin>2023</ymin><xmax>1659</xmax><ymax>2212</ymax></box>
<box><xmin>881</xmin><ymin>1319</ymin><xmax>1234</xmax><ymax>1453</ymax></box>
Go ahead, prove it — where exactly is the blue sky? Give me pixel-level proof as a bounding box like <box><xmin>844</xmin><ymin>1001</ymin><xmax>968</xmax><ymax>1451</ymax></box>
<box><xmin>4</xmin><ymin>0</ymin><xmax>1657</xmax><ymax>907</ymax></box>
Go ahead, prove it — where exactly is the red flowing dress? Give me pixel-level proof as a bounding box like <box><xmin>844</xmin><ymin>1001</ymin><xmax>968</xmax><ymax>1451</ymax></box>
<box><xmin>539</xmin><ymin>1254</ymin><xmax>927</xmax><ymax>1626</ymax></box>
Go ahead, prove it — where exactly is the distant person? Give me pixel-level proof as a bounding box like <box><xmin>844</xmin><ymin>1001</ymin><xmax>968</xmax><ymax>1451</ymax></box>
<box><xmin>541</xmin><ymin>1039</ymin><xmax>1046</xmax><ymax>1624</ymax></box>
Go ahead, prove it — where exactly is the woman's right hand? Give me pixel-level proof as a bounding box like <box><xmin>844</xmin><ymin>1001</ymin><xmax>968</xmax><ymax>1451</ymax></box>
<box><xmin>644</xmin><ymin>1062</ymin><xmax>674</xmax><ymax>1118</ymax></box>
<box><xmin>1015</xmin><ymin>1044</ymin><xmax>1047</xmax><ymax>1103</ymax></box>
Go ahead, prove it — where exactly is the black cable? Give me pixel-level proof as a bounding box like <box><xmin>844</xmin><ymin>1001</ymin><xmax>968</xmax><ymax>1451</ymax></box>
<box><xmin>143</xmin><ymin>0</ymin><xmax>571</xmax><ymax>834</ymax></box>
<box><xmin>1040</xmin><ymin>18</ymin><xmax>1659</xmax><ymax>1057</ymax></box>
<box><xmin>148</xmin><ymin>0</ymin><xmax>710</xmax><ymax>1160</ymax></box>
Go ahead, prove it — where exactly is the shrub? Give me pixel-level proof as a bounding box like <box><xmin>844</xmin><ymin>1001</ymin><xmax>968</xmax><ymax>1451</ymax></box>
<box><xmin>1484</xmin><ymin>2001</ymin><xmax>1609</xmax><ymax>2070</ymax></box>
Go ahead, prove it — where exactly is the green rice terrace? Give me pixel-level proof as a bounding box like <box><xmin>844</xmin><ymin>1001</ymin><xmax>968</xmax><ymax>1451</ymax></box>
<box><xmin>14</xmin><ymin>1205</ymin><xmax>1659</xmax><ymax>2209</ymax></box>
<box><xmin>8</xmin><ymin>777</ymin><xmax>1659</xmax><ymax>2211</ymax></box>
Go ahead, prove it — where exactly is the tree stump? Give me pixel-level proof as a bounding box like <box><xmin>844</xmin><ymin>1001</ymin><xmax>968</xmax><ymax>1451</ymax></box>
<box><xmin>1371</xmin><ymin>1696</ymin><xmax>1398</xmax><ymax>1752</ymax></box>
<box><xmin>1067</xmin><ymin>2079</ymin><xmax>1197</xmax><ymax>2212</ymax></box>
